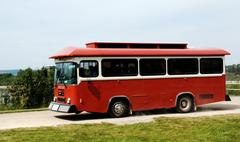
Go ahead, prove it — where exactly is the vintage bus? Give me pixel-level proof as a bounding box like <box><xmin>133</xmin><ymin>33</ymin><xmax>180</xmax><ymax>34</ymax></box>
<box><xmin>48</xmin><ymin>42</ymin><xmax>230</xmax><ymax>117</ymax></box>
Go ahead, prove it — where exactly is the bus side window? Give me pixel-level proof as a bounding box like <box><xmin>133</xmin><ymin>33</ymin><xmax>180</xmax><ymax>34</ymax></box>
<box><xmin>200</xmin><ymin>58</ymin><xmax>223</xmax><ymax>74</ymax></box>
<box><xmin>140</xmin><ymin>59</ymin><xmax>166</xmax><ymax>76</ymax></box>
<box><xmin>168</xmin><ymin>58</ymin><xmax>198</xmax><ymax>75</ymax></box>
<box><xmin>80</xmin><ymin>61</ymin><xmax>99</xmax><ymax>77</ymax></box>
<box><xmin>102</xmin><ymin>59</ymin><xmax>138</xmax><ymax>77</ymax></box>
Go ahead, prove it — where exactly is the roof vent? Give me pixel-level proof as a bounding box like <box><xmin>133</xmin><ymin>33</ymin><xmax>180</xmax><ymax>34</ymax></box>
<box><xmin>86</xmin><ymin>42</ymin><xmax>187</xmax><ymax>49</ymax></box>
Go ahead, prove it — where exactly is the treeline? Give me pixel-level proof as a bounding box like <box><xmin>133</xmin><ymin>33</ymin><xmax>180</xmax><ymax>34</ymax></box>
<box><xmin>0</xmin><ymin>73</ymin><xmax>15</xmax><ymax>86</ymax></box>
<box><xmin>226</xmin><ymin>64</ymin><xmax>240</xmax><ymax>74</ymax></box>
<box><xmin>0</xmin><ymin>67</ymin><xmax>54</xmax><ymax>109</ymax></box>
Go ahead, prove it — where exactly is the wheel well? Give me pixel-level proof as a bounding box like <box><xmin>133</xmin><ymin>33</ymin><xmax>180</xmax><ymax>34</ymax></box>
<box><xmin>176</xmin><ymin>93</ymin><xmax>195</xmax><ymax>105</ymax></box>
<box><xmin>108</xmin><ymin>97</ymin><xmax>131</xmax><ymax>110</ymax></box>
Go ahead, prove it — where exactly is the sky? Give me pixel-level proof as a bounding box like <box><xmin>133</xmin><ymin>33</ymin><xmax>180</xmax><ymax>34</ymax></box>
<box><xmin>0</xmin><ymin>0</ymin><xmax>239</xmax><ymax>69</ymax></box>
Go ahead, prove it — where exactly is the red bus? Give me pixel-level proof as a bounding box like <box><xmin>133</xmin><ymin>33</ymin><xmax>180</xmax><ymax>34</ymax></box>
<box><xmin>48</xmin><ymin>42</ymin><xmax>230</xmax><ymax>117</ymax></box>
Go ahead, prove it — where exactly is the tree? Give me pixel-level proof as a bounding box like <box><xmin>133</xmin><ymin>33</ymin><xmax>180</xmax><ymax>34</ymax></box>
<box><xmin>237</xmin><ymin>64</ymin><xmax>240</xmax><ymax>75</ymax></box>
<box><xmin>226</xmin><ymin>64</ymin><xmax>240</xmax><ymax>73</ymax></box>
<box><xmin>7</xmin><ymin>67</ymin><xmax>54</xmax><ymax>109</ymax></box>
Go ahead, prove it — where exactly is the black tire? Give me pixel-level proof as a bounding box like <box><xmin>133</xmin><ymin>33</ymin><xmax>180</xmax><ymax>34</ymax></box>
<box><xmin>176</xmin><ymin>96</ymin><xmax>195</xmax><ymax>113</ymax></box>
<box><xmin>109</xmin><ymin>100</ymin><xmax>129</xmax><ymax>118</ymax></box>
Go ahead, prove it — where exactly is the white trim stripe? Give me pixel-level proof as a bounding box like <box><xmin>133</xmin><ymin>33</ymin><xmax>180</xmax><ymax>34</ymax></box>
<box><xmin>54</xmin><ymin>56</ymin><xmax>225</xmax><ymax>83</ymax></box>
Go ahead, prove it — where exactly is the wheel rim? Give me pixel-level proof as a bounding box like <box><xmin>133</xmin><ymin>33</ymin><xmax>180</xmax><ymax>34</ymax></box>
<box><xmin>179</xmin><ymin>98</ymin><xmax>191</xmax><ymax>112</ymax></box>
<box><xmin>112</xmin><ymin>102</ymin><xmax>125</xmax><ymax>116</ymax></box>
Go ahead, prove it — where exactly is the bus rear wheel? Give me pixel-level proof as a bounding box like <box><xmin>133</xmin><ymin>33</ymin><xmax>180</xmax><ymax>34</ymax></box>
<box><xmin>176</xmin><ymin>95</ymin><xmax>195</xmax><ymax>113</ymax></box>
<box><xmin>109</xmin><ymin>100</ymin><xmax>129</xmax><ymax>118</ymax></box>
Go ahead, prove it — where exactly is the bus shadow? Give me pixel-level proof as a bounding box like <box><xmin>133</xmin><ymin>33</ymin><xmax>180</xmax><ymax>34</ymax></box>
<box><xmin>54</xmin><ymin>109</ymin><xmax>170</xmax><ymax>121</ymax></box>
<box><xmin>197</xmin><ymin>103</ymin><xmax>240</xmax><ymax>111</ymax></box>
<box><xmin>54</xmin><ymin>104</ymin><xmax>240</xmax><ymax>121</ymax></box>
<box><xmin>54</xmin><ymin>109</ymin><xmax>172</xmax><ymax>121</ymax></box>
<box><xmin>55</xmin><ymin>112</ymin><xmax>110</xmax><ymax>121</ymax></box>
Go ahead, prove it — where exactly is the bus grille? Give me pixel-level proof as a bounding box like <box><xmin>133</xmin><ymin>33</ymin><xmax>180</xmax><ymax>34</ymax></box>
<box><xmin>57</xmin><ymin>98</ymin><xmax>66</xmax><ymax>103</ymax></box>
<box><xmin>58</xmin><ymin>90</ymin><xmax>64</xmax><ymax>96</ymax></box>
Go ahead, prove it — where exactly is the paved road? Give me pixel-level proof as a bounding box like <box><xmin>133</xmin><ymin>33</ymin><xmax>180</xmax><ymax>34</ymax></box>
<box><xmin>1</xmin><ymin>96</ymin><xmax>240</xmax><ymax>130</ymax></box>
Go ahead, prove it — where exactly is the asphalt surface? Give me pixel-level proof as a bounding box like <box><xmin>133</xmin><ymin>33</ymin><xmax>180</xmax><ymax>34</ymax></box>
<box><xmin>1</xmin><ymin>96</ymin><xmax>240</xmax><ymax>130</ymax></box>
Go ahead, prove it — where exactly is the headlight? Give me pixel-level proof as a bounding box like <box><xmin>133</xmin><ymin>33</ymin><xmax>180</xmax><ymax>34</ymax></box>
<box><xmin>67</xmin><ymin>98</ymin><xmax>71</xmax><ymax>104</ymax></box>
<box><xmin>53</xmin><ymin>96</ymin><xmax>57</xmax><ymax>102</ymax></box>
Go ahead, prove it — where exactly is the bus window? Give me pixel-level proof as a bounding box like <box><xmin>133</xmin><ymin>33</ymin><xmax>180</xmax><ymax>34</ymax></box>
<box><xmin>102</xmin><ymin>59</ymin><xmax>138</xmax><ymax>77</ymax></box>
<box><xmin>80</xmin><ymin>61</ymin><xmax>99</xmax><ymax>77</ymax></box>
<box><xmin>200</xmin><ymin>58</ymin><xmax>223</xmax><ymax>74</ymax></box>
<box><xmin>168</xmin><ymin>58</ymin><xmax>198</xmax><ymax>75</ymax></box>
<box><xmin>140</xmin><ymin>59</ymin><xmax>166</xmax><ymax>76</ymax></box>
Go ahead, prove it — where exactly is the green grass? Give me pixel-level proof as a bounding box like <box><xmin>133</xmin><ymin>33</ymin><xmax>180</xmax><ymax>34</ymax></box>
<box><xmin>0</xmin><ymin>107</ymin><xmax>48</xmax><ymax>114</ymax></box>
<box><xmin>1</xmin><ymin>114</ymin><xmax>240</xmax><ymax>142</ymax></box>
<box><xmin>226</xmin><ymin>84</ymin><xmax>240</xmax><ymax>89</ymax></box>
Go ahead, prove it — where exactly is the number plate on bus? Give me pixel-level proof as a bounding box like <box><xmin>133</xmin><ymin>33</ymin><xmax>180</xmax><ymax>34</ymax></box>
<box><xmin>52</xmin><ymin>104</ymin><xmax>60</xmax><ymax>111</ymax></box>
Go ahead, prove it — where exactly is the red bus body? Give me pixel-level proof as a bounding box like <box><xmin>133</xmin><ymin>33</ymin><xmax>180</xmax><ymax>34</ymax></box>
<box><xmin>49</xmin><ymin>42</ymin><xmax>230</xmax><ymax>116</ymax></box>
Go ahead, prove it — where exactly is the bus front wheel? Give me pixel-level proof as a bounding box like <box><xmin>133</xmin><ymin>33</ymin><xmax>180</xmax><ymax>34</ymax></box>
<box><xmin>176</xmin><ymin>95</ymin><xmax>195</xmax><ymax>113</ymax></box>
<box><xmin>109</xmin><ymin>100</ymin><xmax>129</xmax><ymax>118</ymax></box>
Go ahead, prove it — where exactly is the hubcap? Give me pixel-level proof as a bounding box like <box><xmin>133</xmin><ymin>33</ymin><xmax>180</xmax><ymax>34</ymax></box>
<box><xmin>180</xmin><ymin>98</ymin><xmax>191</xmax><ymax>111</ymax></box>
<box><xmin>113</xmin><ymin>103</ymin><xmax>124</xmax><ymax>115</ymax></box>
<box><xmin>181</xmin><ymin>100</ymin><xmax>187</xmax><ymax>108</ymax></box>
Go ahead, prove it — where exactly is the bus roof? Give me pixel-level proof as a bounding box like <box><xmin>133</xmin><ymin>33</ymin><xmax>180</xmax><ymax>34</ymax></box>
<box><xmin>50</xmin><ymin>47</ymin><xmax>230</xmax><ymax>59</ymax></box>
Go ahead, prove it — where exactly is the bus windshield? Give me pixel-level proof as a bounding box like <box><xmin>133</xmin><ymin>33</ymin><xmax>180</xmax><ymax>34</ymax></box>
<box><xmin>54</xmin><ymin>62</ymin><xmax>77</xmax><ymax>85</ymax></box>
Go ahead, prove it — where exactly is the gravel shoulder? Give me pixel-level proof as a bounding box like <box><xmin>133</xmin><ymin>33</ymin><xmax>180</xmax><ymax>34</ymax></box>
<box><xmin>1</xmin><ymin>96</ymin><xmax>240</xmax><ymax>130</ymax></box>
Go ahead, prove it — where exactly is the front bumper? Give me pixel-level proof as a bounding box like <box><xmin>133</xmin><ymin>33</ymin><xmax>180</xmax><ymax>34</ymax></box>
<box><xmin>48</xmin><ymin>101</ymin><xmax>76</xmax><ymax>113</ymax></box>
